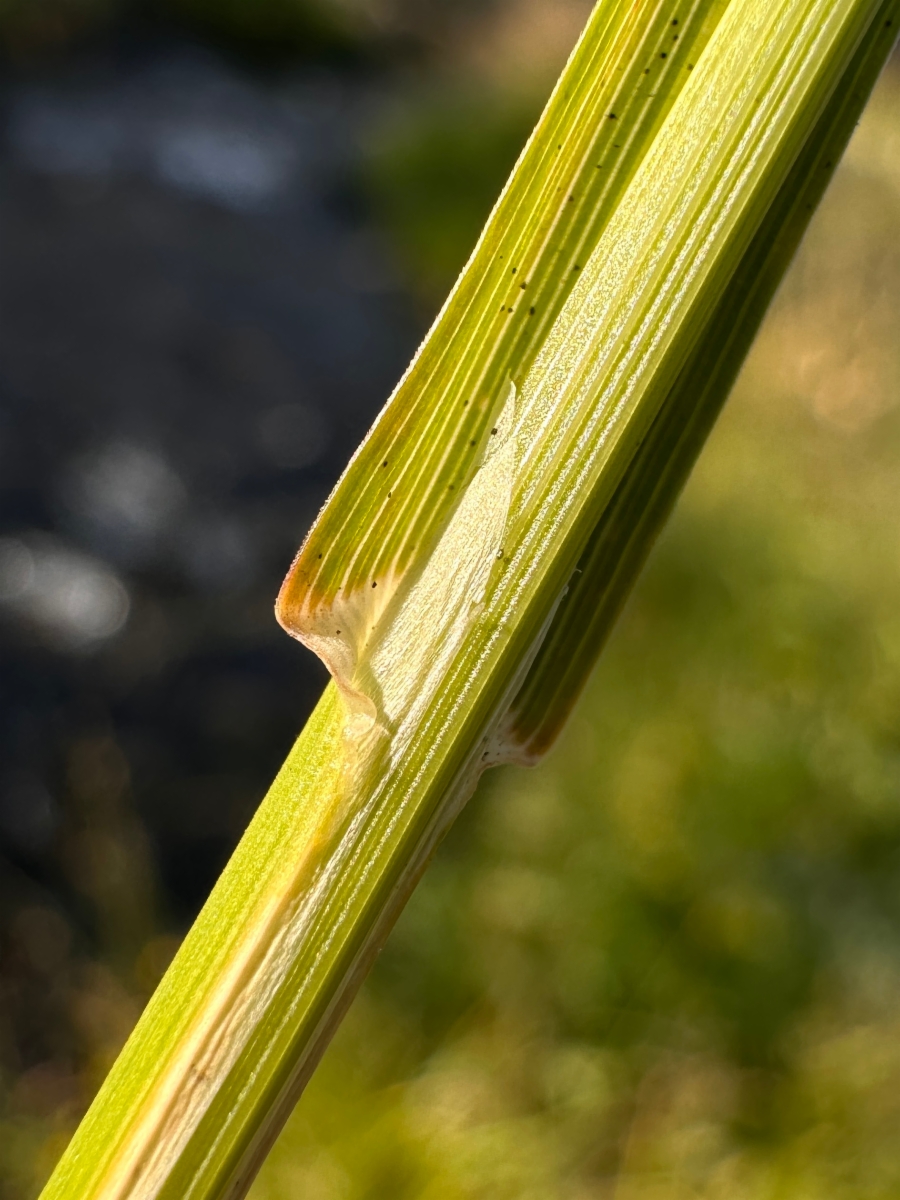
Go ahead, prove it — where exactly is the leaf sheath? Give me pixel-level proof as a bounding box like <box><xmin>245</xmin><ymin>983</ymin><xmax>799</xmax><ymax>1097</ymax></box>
<box><xmin>40</xmin><ymin>1</ymin><xmax>899</xmax><ymax>1198</ymax></box>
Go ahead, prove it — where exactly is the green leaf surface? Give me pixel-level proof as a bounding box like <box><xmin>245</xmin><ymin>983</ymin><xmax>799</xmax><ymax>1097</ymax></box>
<box><xmin>276</xmin><ymin>0</ymin><xmax>729</xmax><ymax>671</ymax></box>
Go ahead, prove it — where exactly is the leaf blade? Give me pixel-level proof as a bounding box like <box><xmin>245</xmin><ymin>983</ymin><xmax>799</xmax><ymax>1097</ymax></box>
<box><xmin>276</xmin><ymin>0</ymin><xmax>731</xmax><ymax>690</ymax></box>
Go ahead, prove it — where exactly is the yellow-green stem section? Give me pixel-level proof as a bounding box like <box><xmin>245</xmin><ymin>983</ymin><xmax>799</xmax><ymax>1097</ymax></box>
<box><xmin>507</xmin><ymin>0</ymin><xmax>900</xmax><ymax>757</ymax></box>
<box><xmin>41</xmin><ymin>1</ymin><xmax>898</xmax><ymax>1198</ymax></box>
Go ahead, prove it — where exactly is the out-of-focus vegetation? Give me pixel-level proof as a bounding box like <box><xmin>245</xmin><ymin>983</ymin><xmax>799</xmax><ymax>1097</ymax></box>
<box><xmin>366</xmin><ymin>93</ymin><xmax>535</xmax><ymax>301</ymax></box>
<box><xmin>2</xmin><ymin>0</ymin><xmax>899</xmax><ymax>1195</ymax></box>
<box><xmin>0</xmin><ymin>0</ymin><xmax>358</xmax><ymax>60</ymax></box>
<box><xmin>0</xmin><ymin>0</ymin><xmax>520</xmax><ymax>63</ymax></box>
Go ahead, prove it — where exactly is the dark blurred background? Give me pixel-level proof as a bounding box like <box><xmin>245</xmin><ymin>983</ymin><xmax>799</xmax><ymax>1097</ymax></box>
<box><xmin>2</xmin><ymin>3</ymin><xmax>900</xmax><ymax>1198</ymax></box>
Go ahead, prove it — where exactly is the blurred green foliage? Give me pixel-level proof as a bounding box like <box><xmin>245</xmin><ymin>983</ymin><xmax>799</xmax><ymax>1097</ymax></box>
<box><xmin>0</xmin><ymin>0</ymin><xmax>362</xmax><ymax>61</ymax></box>
<box><xmin>0</xmin><ymin>0</ymin><xmax>500</xmax><ymax>65</ymax></box>
<box><xmin>366</xmin><ymin>93</ymin><xmax>539</xmax><ymax>299</ymax></box>
<box><xmin>152</xmin><ymin>0</ymin><xmax>361</xmax><ymax>64</ymax></box>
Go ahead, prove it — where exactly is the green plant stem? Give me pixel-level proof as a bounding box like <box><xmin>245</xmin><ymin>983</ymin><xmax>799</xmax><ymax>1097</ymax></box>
<box><xmin>40</xmin><ymin>1</ymin><xmax>898</xmax><ymax>1198</ymax></box>
<box><xmin>506</xmin><ymin>2</ymin><xmax>900</xmax><ymax>757</ymax></box>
